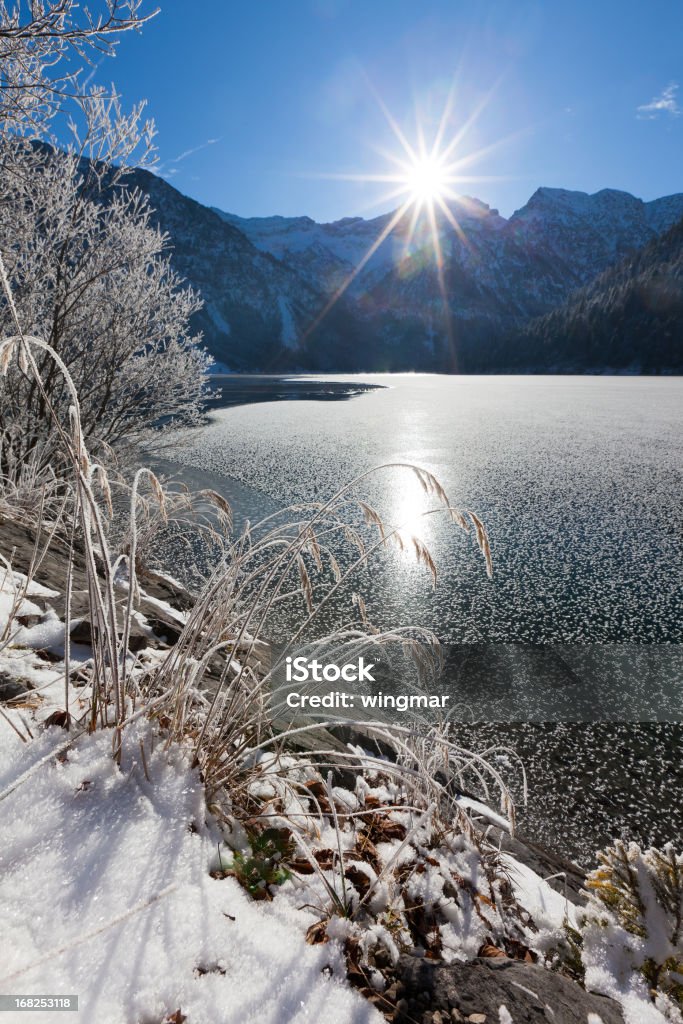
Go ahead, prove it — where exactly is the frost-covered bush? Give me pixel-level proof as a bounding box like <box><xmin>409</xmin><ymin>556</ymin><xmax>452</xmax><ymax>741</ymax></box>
<box><xmin>0</xmin><ymin>131</ymin><xmax>211</xmax><ymax>474</ymax></box>
<box><xmin>581</xmin><ymin>841</ymin><xmax>683</xmax><ymax>1022</ymax></box>
<box><xmin>0</xmin><ymin>2</ymin><xmax>210</xmax><ymax>476</ymax></box>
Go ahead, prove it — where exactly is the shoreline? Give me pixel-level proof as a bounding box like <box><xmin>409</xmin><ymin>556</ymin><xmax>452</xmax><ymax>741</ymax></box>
<box><xmin>205</xmin><ymin>373</ymin><xmax>385</xmax><ymax>412</ymax></box>
<box><xmin>0</xmin><ymin>503</ymin><xmax>675</xmax><ymax>1024</ymax></box>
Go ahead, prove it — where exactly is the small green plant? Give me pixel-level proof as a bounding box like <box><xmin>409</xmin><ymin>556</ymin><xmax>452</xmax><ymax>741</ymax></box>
<box><xmin>220</xmin><ymin>828</ymin><xmax>294</xmax><ymax>899</ymax></box>
<box><xmin>552</xmin><ymin>920</ymin><xmax>586</xmax><ymax>981</ymax></box>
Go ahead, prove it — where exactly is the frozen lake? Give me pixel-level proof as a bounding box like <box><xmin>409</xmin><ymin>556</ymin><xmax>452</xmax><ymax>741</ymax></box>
<box><xmin>156</xmin><ymin>374</ymin><xmax>683</xmax><ymax>862</ymax></box>
<box><xmin>167</xmin><ymin>373</ymin><xmax>682</xmax><ymax>643</ymax></box>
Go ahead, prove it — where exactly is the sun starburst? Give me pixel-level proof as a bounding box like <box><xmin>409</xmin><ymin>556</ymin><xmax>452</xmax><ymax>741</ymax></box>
<box><xmin>302</xmin><ymin>83</ymin><xmax>515</xmax><ymax>353</ymax></box>
<box><xmin>403</xmin><ymin>154</ymin><xmax>449</xmax><ymax>203</ymax></box>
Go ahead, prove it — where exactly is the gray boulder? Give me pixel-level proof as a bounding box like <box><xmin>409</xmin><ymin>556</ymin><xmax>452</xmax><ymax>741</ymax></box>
<box><xmin>394</xmin><ymin>954</ymin><xmax>624</xmax><ymax>1023</ymax></box>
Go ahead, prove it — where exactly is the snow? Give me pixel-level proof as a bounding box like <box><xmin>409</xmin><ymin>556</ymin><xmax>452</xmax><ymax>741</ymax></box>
<box><xmin>216</xmin><ymin>200</ymin><xmax>510</xmax><ymax>301</ymax></box>
<box><xmin>0</xmin><ymin>567</ymin><xmax>94</xmax><ymax>717</ymax></box>
<box><xmin>0</xmin><ymin>589</ymin><xmax>41</xmax><ymax>627</ymax></box>
<box><xmin>0</xmin><ymin>570</ymin><xmax>46</xmax><ymax>631</ymax></box>
<box><xmin>581</xmin><ymin>928</ymin><xmax>671</xmax><ymax>1024</ymax></box>
<box><xmin>0</xmin><ymin>567</ymin><xmax>382</xmax><ymax>1021</ymax></box>
<box><xmin>501</xmin><ymin>853</ymin><xmax>579</xmax><ymax>933</ymax></box>
<box><xmin>577</xmin><ymin>843</ymin><xmax>683</xmax><ymax>1024</ymax></box>
<box><xmin>219</xmin><ymin>189</ymin><xmax>683</xmax><ymax>307</ymax></box>
<box><xmin>129</xmin><ymin>587</ymin><xmax>188</xmax><ymax>628</ymax></box>
<box><xmin>0</xmin><ymin>646</ymin><xmax>62</xmax><ymax>696</ymax></box>
<box><xmin>0</xmin><ymin>566</ymin><xmax>57</xmax><ymax>628</ymax></box>
<box><xmin>1</xmin><ymin>557</ymin><xmax>679</xmax><ymax>1024</ymax></box>
<box><xmin>13</xmin><ymin>607</ymin><xmax>71</xmax><ymax>652</ymax></box>
<box><xmin>6</xmin><ymin>571</ymin><xmax>59</xmax><ymax>600</ymax></box>
<box><xmin>278</xmin><ymin>295</ymin><xmax>299</xmax><ymax>350</ymax></box>
<box><xmin>0</xmin><ymin>719</ymin><xmax>382</xmax><ymax>1024</ymax></box>
<box><xmin>456</xmin><ymin>793</ymin><xmax>511</xmax><ymax>832</ymax></box>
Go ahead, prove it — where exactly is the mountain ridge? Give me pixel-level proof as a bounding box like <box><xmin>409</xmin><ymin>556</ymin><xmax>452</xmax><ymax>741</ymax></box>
<box><xmin>128</xmin><ymin>169</ymin><xmax>683</xmax><ymax>372</ymax></box>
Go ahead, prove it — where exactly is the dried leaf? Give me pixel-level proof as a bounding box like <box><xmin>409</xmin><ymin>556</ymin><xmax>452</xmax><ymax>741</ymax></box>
<box><xmin>345</xmin><ymin>864</ymin><xmax>371</xmax><ymax>897</ymax></box>
<box><xmin>306</xmin><ymin>920</ymin><xmax>329</xmax><ymax>945</ymax></box>
<box><xmin>478</xmin><ymin>942</ymin><xmax>507</xmax><ymax>959</ymax></box>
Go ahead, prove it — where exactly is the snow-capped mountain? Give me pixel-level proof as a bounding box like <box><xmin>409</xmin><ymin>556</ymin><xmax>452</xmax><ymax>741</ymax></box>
<box><xmin>129</xmin><ymin>168</ymin><xmax>683</xmax><ymax>371</ymax></box>
<box><xmin>212</xmin><ymin>195</ymin><xmax>506</xmax><ymax>299</ymax></box>
<box><xmin>221</xmin><ymin>187</ymin><xmax>683</xmax><ymax>312</ymax></box>
<box><xmin>212</xmin><ymin>210</ymin><xmax>394</xmax><ymax>295</ymax></box>
<box><xmin>506</xmin><ymin>187</ymin><xmax>683</xmax><ymax>282</ymax></box>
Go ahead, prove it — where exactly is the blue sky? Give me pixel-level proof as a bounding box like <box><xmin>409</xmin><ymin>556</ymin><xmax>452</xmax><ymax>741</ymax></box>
<box><xmin>104</xmin><ymin>0</ymin><xmax>682</xmax><ymax>222</ymax></box>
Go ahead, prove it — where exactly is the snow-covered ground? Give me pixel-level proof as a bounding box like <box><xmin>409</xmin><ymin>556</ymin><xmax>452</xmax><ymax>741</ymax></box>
<box><xmin>0</xmin><ymin>559</ymin><xmax>679</xmax><ymax>1024</ymax></box>
<box><xmin>0</xmin><ymin>718</ymin><xmax>382</xmax><ymax>1024</ymax></box>
<box><xmin>0</xmin><ymin>564</ymin><xmax>380</xmax><ymax>1022</ymax></box>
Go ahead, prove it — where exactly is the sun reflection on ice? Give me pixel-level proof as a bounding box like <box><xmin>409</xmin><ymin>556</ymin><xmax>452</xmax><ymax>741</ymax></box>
<box><xmin>389</xmin><ymin>479</ymin><xmax>435</xmax><ymax>550</ymax></box>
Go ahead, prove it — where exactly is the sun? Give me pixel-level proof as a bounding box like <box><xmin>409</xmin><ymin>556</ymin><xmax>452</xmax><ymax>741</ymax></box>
<box><xmin>403</xmin><ymin>155</ymin><xmax>449</xmax><ymax>204</ymax></box>
<box><xmin>301</xmin><ymin>81</ymin><xmax>513</xmax><ymax>343</ymax></box>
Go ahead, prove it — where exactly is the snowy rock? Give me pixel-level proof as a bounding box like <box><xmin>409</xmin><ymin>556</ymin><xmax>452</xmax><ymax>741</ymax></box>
<box><xmin>393</xmin><ymin>955</ymin><xmax>625</xmax><ymax>1024</ymax></box>
<box><xmin>0</xmin><ymin>672</ymin><xmax>31</xmax><ymax>702</ymax></box>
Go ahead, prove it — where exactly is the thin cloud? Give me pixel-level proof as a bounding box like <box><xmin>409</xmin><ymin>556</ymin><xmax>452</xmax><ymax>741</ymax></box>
<box><xmin>169</xmin><ymin>137</ymin><xmax>221</xmax><ymax>165</ymax></box>
<box><xmin>636</xmin><ymin>82</ymin><xmax>680</xmax><ymax>119</ymax></box>
<box><xmin>155</xmin><ymin>137</ymin><xmax>222</xmax><ymax>180</ymax></box>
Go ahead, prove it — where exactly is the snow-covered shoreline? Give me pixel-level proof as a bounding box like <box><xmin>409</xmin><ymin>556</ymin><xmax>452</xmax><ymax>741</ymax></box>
<box><xmin>0</xmin><ymin>514</ymin><xmax>680</xmax><ymax>1024</ymax></box>
<box><xmin>0</xmin><ymin>719</ymin><xmax>383</xmax><ymax>1024</ymax></box>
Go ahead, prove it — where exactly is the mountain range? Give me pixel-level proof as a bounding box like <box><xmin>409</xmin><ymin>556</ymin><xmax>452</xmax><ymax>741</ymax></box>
<box><xmin>128</xmin><ymin>167</ymin><xmax>683</xmax><ymax>373</ymax></box>
<box><xmin>503</xmin><ymin>212</ymin><xmax>683</xmax><ymax>372</ymax></box>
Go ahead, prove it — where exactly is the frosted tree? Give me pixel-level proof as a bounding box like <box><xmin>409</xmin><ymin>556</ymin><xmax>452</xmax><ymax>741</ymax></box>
<box><xmin>0</xmin><ymin>5</ymin><xmax>213</xmax><ymax>476</ymax></box>
<box><xmin>0</xmin><ymin>132</ymin><xmax>211</xmax><ymax>471</ymax></box>
<box><xmin>0</xmin><ymin>1</ymin><xmax>155</xmax><ymax>136</ymax></box>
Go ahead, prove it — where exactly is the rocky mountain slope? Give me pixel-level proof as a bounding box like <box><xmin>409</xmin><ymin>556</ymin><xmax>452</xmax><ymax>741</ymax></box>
<box><xmin>127</xmin><ymin>168</ymin><xmax>342</xmax><ymax>370</ymax></box>
<box><xmin>130</xmin><ymin>168</ymin><xmax>683</xmax><ymax>371</ymax></box>
<box><xmin>502</xmin><ymin>212</ymin><xmax>683</xmax><ymax>372</ymax></box>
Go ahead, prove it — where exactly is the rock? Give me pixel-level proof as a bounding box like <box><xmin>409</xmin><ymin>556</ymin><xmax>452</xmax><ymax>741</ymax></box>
<box><xmin>68</xmin><ymin>618</ymin><xmax>95</xmax><ymax>646</ymax></box>
<box><xmin>15</xmin><ymin>611</ymin><xmax>44</xmax><ymax>627</ymax></box>
<box><xmin>69</xmin><ymin>614</ymin><xmax>157</xmax><ymax>653</ymax></box>
<box><xmin>394</xmin><ymin>955</ymin><xmax>624</xmax><ymax>1024</ymax></box>
<box><xmin>0</xmin><ymin>673</ymin><xmax>31</xmax><ymax>702</ymax></box>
